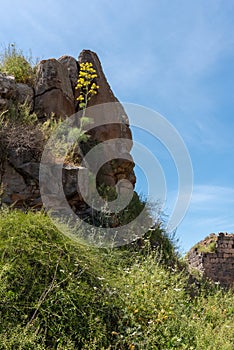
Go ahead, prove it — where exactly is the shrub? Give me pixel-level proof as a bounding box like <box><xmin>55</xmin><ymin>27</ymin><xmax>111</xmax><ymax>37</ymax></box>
<box><xmin>2</xmin><ymin>99</ymin><xmax>38</xmax><ymax>125</ymax></box>
<box><xmin>0</xmin><ymin>101</ymin><xmax>42</xmax><ymax>166</ymax></box>
<box><xmin>0</xmin><ymin>44</ymin><xmax>35</xmax><ymax>84</ymax></box>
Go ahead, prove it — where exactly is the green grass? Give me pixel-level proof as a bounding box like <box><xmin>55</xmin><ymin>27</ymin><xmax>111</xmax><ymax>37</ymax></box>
<box><xmin>0</xmin><ymin>209</ymin><xmax>233</xmax><ymax>349</ymax></box>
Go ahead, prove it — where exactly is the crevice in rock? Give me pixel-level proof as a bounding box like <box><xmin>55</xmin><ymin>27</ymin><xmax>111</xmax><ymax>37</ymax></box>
<box><xmin>35</xmin><ymin>86</ymin><xmax>74</xmax><ymax>103</ymax></box>
<box><xmin>8</xmin><ymin>160</ymin><xmax>38</xmax><ymax>186</ymax></box>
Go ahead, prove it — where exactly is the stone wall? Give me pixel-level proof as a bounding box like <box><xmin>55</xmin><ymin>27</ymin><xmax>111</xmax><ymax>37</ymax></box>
<box><xmin>188</xmin><ymin>233</ymin><xmax>234</xmax><ymax>288</ymax></box>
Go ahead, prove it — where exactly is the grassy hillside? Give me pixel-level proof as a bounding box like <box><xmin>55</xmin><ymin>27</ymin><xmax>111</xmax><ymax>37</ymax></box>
<box><xmin>1</xmin><ymin>45</ymin><xmax>233</xmax><ymax>348</ymax></box>
<box><xmin>0</xmin><ymin>209</ymin><xmax>233</xmax><ymax>349</ymax></box>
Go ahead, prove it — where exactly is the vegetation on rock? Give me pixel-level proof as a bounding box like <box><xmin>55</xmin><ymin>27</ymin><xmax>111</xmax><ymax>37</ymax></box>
<box><xmin>65</xmin><ymin>61</ymin><xmax>100</xmax><ymax>165</ymax></box>
<box><xmin>193</xmin><ymin>234</ymin><xmax>217</xmax><ymax>253</ymax></box>
<box><xmin>0</xmin><ymin>44</ymin><xmax>36</xmax><ymax>84</ymax></box>
<box><xmin>76</xmin><ymin>61</ymin><xmax>99</xmax><ymax>110</ymax></box>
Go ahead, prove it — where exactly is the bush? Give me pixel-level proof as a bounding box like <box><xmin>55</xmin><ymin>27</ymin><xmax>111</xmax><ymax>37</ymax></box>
<box><xmin>0</xmin><ymin>100</ymin><xmax>38</xmax><ymax>125</ymax></box>
<box><xmin>0</xmin><ymin>44</ymin><xmax>36</xmax><ymax>84</ymax></box>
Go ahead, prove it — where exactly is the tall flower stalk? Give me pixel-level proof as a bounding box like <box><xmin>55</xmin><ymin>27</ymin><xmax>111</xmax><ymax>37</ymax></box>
<box><xmin>67</xmin><ymin>62</ymin><xmax>99</xmax><ymax>165</ymax></box>
<box><xmin>76</xmin><ymin>62</ymin><xmax>99</xmax><ymax>122</ymax></box>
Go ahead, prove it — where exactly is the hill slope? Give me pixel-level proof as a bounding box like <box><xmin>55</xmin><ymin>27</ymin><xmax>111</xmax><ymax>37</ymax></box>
<box><xmin>0</xmin><ymin>209</ymin><xmax>234</xmax><ymax>349</ymax></box>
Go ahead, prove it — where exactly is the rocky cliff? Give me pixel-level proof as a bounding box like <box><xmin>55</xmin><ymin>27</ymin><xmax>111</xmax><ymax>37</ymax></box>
<box><xmin>0</xmin><ymin>50</ymin><xmax>136</xmax><ymax>214</ymax></box>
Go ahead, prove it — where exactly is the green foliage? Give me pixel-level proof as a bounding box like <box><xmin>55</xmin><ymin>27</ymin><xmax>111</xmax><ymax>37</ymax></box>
<box><xmin>0</xmin><ymin>209</ymin><xmax>118</xmax><ymax>349</ymax></box>
<box><xmin>90</xmin><ymin>189</ymin><xmax>147</xmax><ymax>225</ymax></box>
<box><xmin>141</xmin><ymin>223</ymin><xmax>179</xmax><ymax>265</ymax></box>
<box><xmin>0</xmin><ymin>44</ymin><xmax>36</xmax><ymax>84</ymax></box>
<box><xmin>40</xmin><ymin>116</ymin><xmax>90</xmax><ymax>166</ymax></box>
<box><xmin>1</xmin><ymin>100</ymin><xmax>38</xmax><ymax>125</ymax></box>
<box><xmin>195</xmin><ymin>240</ymin><xmax>217</xmax><ymax>253</ymax></box>
<box><xmin>40</xmin><ymin>114</ymin><xmax>63</xmax><ymax>140</ymax></box>
<box><xmin>190</xmin><ymin>234</ymin><xmax>217</xmax><ymax>255</ymax></box>
<box><xmin>0</xmin><ymin>209</ymin><xmax>233</xmax><ymax>349</ymax></box>
<box><xmin>113</xmin><ymin>255</ymin><xmax>234</xmax><ymax>350</ymax></box>
<box><xmin>42</xmin><ymin>62</ymin><xmax>100</xmax><ymax>166</ymax></box>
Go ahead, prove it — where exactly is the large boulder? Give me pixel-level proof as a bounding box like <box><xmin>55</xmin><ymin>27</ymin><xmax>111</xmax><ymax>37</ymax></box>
<box><xmin>78</xmin><ymin>50</ymin><xmax>118</xmax><ymax>105</ymax></box>
<box><xmin>58</xmin><ymin>55</ymin><xmax>79</xmax><ymax>92</ymax></box>
<box><xmin>16</xmin><ymin>83</ymin><xmax>34</xmax><ymax>106</ymax></box>
<box><xmin>34</xmin><ymin>59</ymin><xmax>75</xmax><ymax>119</ymax></box>
<box><xmin>1</xmin><ymin>161</ymin><xmax>40</xmax><ymax>207</ymax></box>
<box><xmin>78</xmin><ymin>50</ymin><xmax>135</xmax><ymax>189</ymax></box>
<box><xmin>0</xmin><ymin>73</ymin><xmax>16</xmax><ymax>111</ymax></box>
<box><xmin>1</xmin><ymin>151</ymin><xmax>86</xmax><ymax>210</ymax></box>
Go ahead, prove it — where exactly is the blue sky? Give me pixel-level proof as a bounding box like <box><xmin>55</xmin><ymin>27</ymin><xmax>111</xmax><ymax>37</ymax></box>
<box><xmin>1</xmin><ymin>0</ymin><xmax>234</xmax><ymax>252</ymax></box>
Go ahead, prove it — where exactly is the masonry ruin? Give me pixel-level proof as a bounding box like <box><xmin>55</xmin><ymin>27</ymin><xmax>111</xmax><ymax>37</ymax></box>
<box><xmin>187</xmin><ymin>232</ymin><xmax>234</xmax><ymax>288</ymax></box>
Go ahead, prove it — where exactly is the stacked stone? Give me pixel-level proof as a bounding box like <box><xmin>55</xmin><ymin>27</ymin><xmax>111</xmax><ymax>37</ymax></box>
<box><xmin>188</xmin><ymin>233</ymin><xmax>234</xmax><ymax>288</ymax></box>
<box><xmin>187</xmin><ymin>249</ymin><xmax>205</xmax><ymax>273</ymax></box>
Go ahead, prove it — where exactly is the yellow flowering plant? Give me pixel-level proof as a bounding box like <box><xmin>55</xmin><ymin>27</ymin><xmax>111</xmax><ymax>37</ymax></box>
<box><xmin>75</xmin><ymin>61</ymin><xmax>99</xmax><ymax>132</ymax></box>
<box><xmin>76</xmin><ymin>61</ymin><xmax>99</xmax><ymax>113</ymax></box>
<box><xmin>66</xmin><ymin>62</ymin><xmax>99</xmax><ymax>165</ymax></box>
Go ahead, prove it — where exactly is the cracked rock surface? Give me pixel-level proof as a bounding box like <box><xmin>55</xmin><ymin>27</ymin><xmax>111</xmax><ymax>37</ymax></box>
<box><xmin>34</xmin><ymin>58</ymin><xmax>75</xmax><ymax>118</ymax></box>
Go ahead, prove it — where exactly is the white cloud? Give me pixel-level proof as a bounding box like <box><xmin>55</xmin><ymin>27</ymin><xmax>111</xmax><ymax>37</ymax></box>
<box><xmin>191</xmin><ymin>185</ymin><xmax>234</xmax><ymax>207</ymax></box>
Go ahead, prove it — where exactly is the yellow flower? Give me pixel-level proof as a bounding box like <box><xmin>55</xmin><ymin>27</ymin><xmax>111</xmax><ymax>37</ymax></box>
<box><xmin>78</xmin><ymin>78</ymin><xmax>85</xmax><ymax>84</ymax></box>
<box><xmin>75</xmin><ymin>61</ymin><xmax>99</xmax><ymax>108</ymax></box>
<box><xmin>91</xmin><ymin>83</ymin><xmax>99</xmax><ymax>90</ymax></box>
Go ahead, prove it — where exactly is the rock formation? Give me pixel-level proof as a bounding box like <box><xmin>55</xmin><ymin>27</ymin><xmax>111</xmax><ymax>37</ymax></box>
<box><xmin>16</xmin><ymin>83</ymin><xmax>34</xmax><ymax>106</ymax></box>
<box><xmin>58</xmin><ymin>55</ymin><xmax>79</xmax><ymax>92</ymax></box>
<box><xmin>0</xmin><ymin>50</ymin><xmax>136</xmax><ymax>213</ymax></box>
<box><xmin>34</xmin><ymin>58</ymin><xmax>75</xmax><ymax>118</ymax></box>
<box><xmin>77</xmin><ymin>50</ymin><xmax>135</xmax><ymax>189</ymax></box>
<box><xmin>0</xmin><ymin>73</ymin><xmax>16</xmax><ymax>110</ymax></box>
